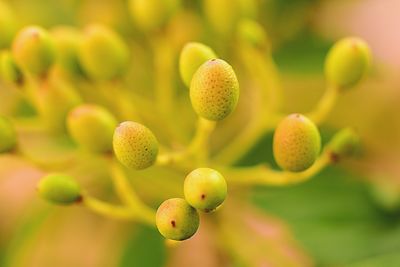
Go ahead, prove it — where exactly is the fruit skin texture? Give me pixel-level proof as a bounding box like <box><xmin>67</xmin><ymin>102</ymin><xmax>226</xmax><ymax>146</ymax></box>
<box><xmin>184</xmin><ymin>168</ymin><xmax>227</xmax><ymax>212</ymax></box>
<box><xmin>325</xmin><ymin>37</ymin><xmax>371</xmax><ymax>90</ymax></box>
<box><xmin>179</xmin><ymin>42</ymin><xmax>216</xmax><ymax>87</ymax></box>
<box><xmin>79</xmin><ymin>24</ymin><xmax>129</xmax><ymax>81</ymax></box>
<box><xmin>190</xmin><ymin>59</ymin><xmax>239</xmax><ymax>121</ymax></box>
<box><xmin>12</xmin><ymin>26</ymin><xmax>55</xmax><ymax>76</ymax></box>
<box><xmin>67</xmin><ymin>104</ymin><xmax>118</xmax><ymax>153</ymax></box>
<box><xmin>273</xmin><ymin>114</ymin><xmax>321</xmax><ymax>172</ymax></box>
<box><xmin>38</xmin><ymin>173</ymin><xmax>81</xmax><ymax>205</ymax></box>
<box><xmin>0</xmin><ymin>116</ymin><xmax>17</xmax><ymax>152</ymax></box>
<box><xmin>113</xmin><ymin>121</ymin><xmax>158</xmax><ymax>170</ymax></box>
<box><xmin>156</xmin><ymin>198</ymin><xmax>199</xmax><ymax>241</ymax></box>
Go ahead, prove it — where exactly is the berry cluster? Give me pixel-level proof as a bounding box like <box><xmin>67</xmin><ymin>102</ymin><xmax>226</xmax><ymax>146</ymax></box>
<box><xmin>0</xmin><ymin>0</ymin><xmax>372</xmax><ymax>244</ymax></box>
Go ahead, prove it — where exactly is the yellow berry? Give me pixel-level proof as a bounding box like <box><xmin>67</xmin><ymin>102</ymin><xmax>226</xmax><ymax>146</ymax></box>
<box><xmin>12</xmin><ymin>26</ymin><xmax>55</xmax><ymax>76</ymax></box>
<box><xmin>190</xmin><ymin>59</ymin><xmax>239</xmax><ymax>121</ymax></box>
<box><xmin>67</xmin><ymin>104</ymin><xmax>118</xmax><ymax>153</ymax></box>
<box><xmin>156</xmin><ymin>198</ymin><xmax>199</xmax><ymax>241</ymax></box>
<box><xmin>325</xmin><ymin>37</ymin><xmax>371</xmax><ymax>90</ymax></box>
<box><xmin>179</xmin><ymin>42</ymin><xmax>216</xmax><ymax>87</ymax></box>
<box><xmin>273</xmin><ymin>114</ymin><xmax>321</xmax><ymax>172</ymax></box>
<box><xmin>79</xmin><ymin>24</ymin><xmax>129</xmax><ymax>81</ymax></box>
<box><xmin>113</xmin><ymin>121</ymin><xmax>158</xmax><ymax>170</ymax></box>
<box><xmin>38</xmin><ymin>173</ymin><xmax>81</xmax><ymax>205</ymax></box>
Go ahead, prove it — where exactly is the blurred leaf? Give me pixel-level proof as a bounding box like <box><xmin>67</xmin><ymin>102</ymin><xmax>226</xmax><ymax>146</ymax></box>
<box><xmin>251</xmin><ymin>166</ymin><xmax>400</xmax><ymax>266</ymax></box>
<box><xmin>119</xmin><ymin>225</ymin><xmax>166</xmax><ymax>267</ymax></box>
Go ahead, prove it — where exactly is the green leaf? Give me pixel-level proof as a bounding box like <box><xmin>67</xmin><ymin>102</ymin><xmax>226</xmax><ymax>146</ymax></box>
<box><xmin>118</xmin><ymin>226</ymin><xmax>166</xmax><ymax>267</ymax></box>
<box><xmin>251</xmin><ymin>167</ymin><xmax>400</xmax><ymax>266</ymax></box>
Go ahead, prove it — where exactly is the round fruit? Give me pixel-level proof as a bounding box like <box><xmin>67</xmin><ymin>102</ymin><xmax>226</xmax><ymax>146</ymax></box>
<box><xmin>38</xmin><ymin>173</ymin><xmax>81</xmax><ymax>205</ymax></box>
<box><xmin>273</xmin><ymin>114</ymin><xmax>321</xmax><ymax>172</ymax></box>
<box><xmin>156</xmin><ymin>198</ymin><xmax>199</xmax><ymax>241</ymax></box>
<box><xmin>113</xmin><ymin>121</ymin><xmax>158</xmax><ymax>170</ymax></box>
<box><xmin>190</xmin><ymin>59</ymin><xmax>239</xmax><ymax>121</ymax></box>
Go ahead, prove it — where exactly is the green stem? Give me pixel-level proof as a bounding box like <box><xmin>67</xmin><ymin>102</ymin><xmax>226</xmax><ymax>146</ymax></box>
<box><xmin>306</xmin><ymin>84</ymin><xmax>339</xmax><ymax>125</ymax></box>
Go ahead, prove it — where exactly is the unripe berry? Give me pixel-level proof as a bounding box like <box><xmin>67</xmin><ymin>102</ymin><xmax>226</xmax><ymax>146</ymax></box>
<box><xmin>179</xmin><ymin>42</ymin><xmax>217</xmax><ymax>87</ymax></box>
<box><xmin>0</xmin><ymin>115</ymin><xmax>17</xmax><ymax>153</ymax></box>
<box><xmin>12</xmin><ymin>26</ymin><xmax>55</xmax><ymax>76</ymax></box>
<box><xmin>328</xmin><ymin>128</ymin><xmax>360</xmax><ymax>159</ymax></box>
<box><xmin>67</xmin><ymin>104</ymin><xmax>118</xmax><ymax>153</ymax></box>
<box><xmin>325</xmin><ymin>37</ymin><xmax>371</xmax><ymax>90</ymax></box>
<box><xmin>0</xmin><ymin>1</ymin><xmax>17</xmax><ymax>48</ymax></box>
<box><xmin>78</xmin><ymin>24</ymin><xmax>129</xmax><ymax>81</ymax></box>
<box><xmin>0</xmin><ymin>51</ymin><xmax>23</xmax><ymax>85</ymax></box>
<box><xmin>184</xmin><ymin>168</ymin><xmax>227</xmax><ymax>212</ymax></box>
<box><xmin>156</xmin><ymin>198</ymin><xmax>199</xmax><ymax>241</ymax></box>
<box><xmin>37</xmin><ymin>173</ymin><xmax>81</xmax><ymax>205</ymax></box>
<box><xmin>190</xmin><ymin>59</ymin><xmax>239</xmax><ymax>121</ymax></box>
<box><xmin>113</xmin><ymin>121</ymin><xmax>158</xmax><ymax>170</ymax></box>
<box><xmin>51</xmin><ymin>26</ymin><xmax>85</xmax><ymax>78</ymax></box>
<box><xmin>129</xmin><ymin>0</ymin><xmax>181</xmax><ymax>32</ymax></box>
<box><xmin>273</xmin><ymin>114</ymin><xmax>321</xmax><ymax>172</ymax></box>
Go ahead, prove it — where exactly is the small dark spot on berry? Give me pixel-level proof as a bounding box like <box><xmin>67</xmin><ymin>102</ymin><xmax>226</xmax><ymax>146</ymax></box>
<box><xmin>171</xmin><ymin>220</ymin><xmax>176</xmax><ymax>228</ymax></box>
<box><xmin>201</xmin><ymin>194</ymin><xmax>206</xmax><ymax>200</ymax></box>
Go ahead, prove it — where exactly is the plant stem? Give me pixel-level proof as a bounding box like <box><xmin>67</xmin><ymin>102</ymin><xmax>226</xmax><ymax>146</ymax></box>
<box><xmin>306</xmin><ymin>84</ymin><xmax>339</xmax><ymax>125</ymax></box>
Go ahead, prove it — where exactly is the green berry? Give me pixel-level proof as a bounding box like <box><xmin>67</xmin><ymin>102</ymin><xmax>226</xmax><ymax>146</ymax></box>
<box><xmin>78</xmin><ymin>24</ymin><xmax>129</xmax><ymax>81</ymax></box>
<box><xmin>273</xmin><ymin>114</ymin><xmax>321</xmax><ymax>172</ymax></box>
<box><xmin>369</xmin><ymin>180</ymin><xmax>400</xmax><ymax>214</ymax></box>
<box><xmin>184</xmin><ymin>168</ymin><xmax>227</xmax><ymax>212</ymax></box>
<box><xmin>38</xmin><ymin>173</ymin><xmax>81</xmax><ymax>205</ymax></box>
<box><xmin>51</xmin><ymin>26</ymin><xmax>85</xmax><ymax>78</ymax></box>
<box><xmin>0</xmin><ymin>51</ymin><xmax>23</xmax><ymax>85</ymax></box>
<box><xmin>325</xmin><ymin>37</ymin><xmax>371</xmax><ymax>90</ymax></box>
<box><xmin>113</xmin><ymin>121</ymin><xmax>158</xmax><ymax>170</ymax></box>
<box><xmin>156</xmin><ymin>198</ymin><xmax>199</xmax><ymax>241</ymax></box>
<box><xmin>328</xmin><ymin>128</ymin><xmax>360</xmax><ymax>159</ymax></box>
<box><xmin>0</xmin><ymin>115</ymin><xmax>17</xmax><ymax>153</ymax></box>
<box><xmin>67</xmin><ymin>104</ymin><xmax>118</xmax><ymax>153</ymax></box>
<box><xmin>129</xmin><ymin>0</ymin><xmax>181</xmax><ymax>32</ymax></box>
<box><xmin>179</xmin><ymin>42</ymin><xmax>217</xmax><ymax>87</ymax></box>
<box><xmin>12</xmin><ymin>26</ymin><xmax>55</xmax><ymax>76</ymax></box>
<box><xmin>190</xmin><ymin>59</ymin><xmax>239</xmax><ymax>121</ymax></box>
<box><xmin>0</xmin><ymin>1</ymin><xmax>17</xmax><ymax>48</ymax></box>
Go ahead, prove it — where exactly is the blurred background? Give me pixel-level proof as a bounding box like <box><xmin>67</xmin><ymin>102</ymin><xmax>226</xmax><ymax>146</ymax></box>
<box><xmin>1</xmin><ymin>0</ymin><xmax>400</xmax><ymax>266</ymax></box>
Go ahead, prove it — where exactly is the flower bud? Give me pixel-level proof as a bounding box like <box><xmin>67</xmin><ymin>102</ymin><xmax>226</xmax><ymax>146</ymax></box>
<box><xmin>12</xmin><ymin>26</ymin><xmax>55</xmax><ymax>76</ymax></box>
<box><xmin>67</xmin><ymin>104</ymin><xmax>118</xmax><ymax>153</ymax></box>
<box><xmin>179</xmin><ymin>42</ymin><xmax>216</xmax><ymax>87</ymax></box>
<box><xmin>78</xmin><ymin>24</ymin><xmax>129</xmax><ymax>81</ymax></box>
<box><xmin>113</xmin><ymin>121</ymin><xmax>158</xmax><ymax>170</ymax></box>
<box><xmin>156</xmin><ymin>198</ymin><xmax>199</xmax><ymax>241</ymax></box>
<box><xmin>190</xmin><ymin>59</ymin><xmax>239</xmax><ymax>121</ymax></box>
<box><xmin>38</xmin><ymin>173</ymin><xmax>81</xmax><ymax>205</ymax></box>
<box><xmin>184</xmin><ymin>168</ymin><xmax>227</xmax><ymax>212</ymax></box>
<box><xmin>273</xmin><ymin>114</ymin><xmax>321</xmax><ymax>172</ymax></box>
<box><xmin>325</xmin><ymin>37</ymin><xmax>371</xmax><ymax>90</ymax></box>
<box><xmin>0</xmin><ymin>115</ymin><xmax>17</xmax><ymax>152</ymax></box>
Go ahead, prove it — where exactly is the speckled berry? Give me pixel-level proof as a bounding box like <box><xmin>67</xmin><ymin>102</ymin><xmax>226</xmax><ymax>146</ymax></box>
<box><xmin>12</xmin><ymin>26</ymin><xmax>55</xmax><ymax>76</ymax></box>
<box><xmin>273</xmin><ymin>114</ymin><xmax>321</xmax><ymax>172</ymax></box>
<box><xmin>179</xmin><ymin>42</ymin><xmax>216</xmax><ymax>87</ymax></box>
<box><xmin>325</xmin><ymin>37</ymin><xmax>371</xmax><ymax>90</ymax></box>
<box><xmin>67</xmin><ymin>104</ymin><xmax>118</xmax><ymax>153</ymax></box>
<box><xmin>113</xmin><ymin>121</ymin><xmax>158</xmax><ymax>170</ymax></box>
<box><xmin>38</xmin><ymin>173</ymin><xmax>81</xmax><ymax>205</ymax></box>
<box><xmin>184</xmin><ymin>168</ymin><xmax>227</xmax><ymax>212</ymax></box>
<box><xmin>190</xmin><ymin>59</ymin><xmax>239</xmax><ymax>121</ymax></box>
<box><xmin>156</xmin><ymin>198</ymin><xmax>199</xmax><ymax>241</ymax></box>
